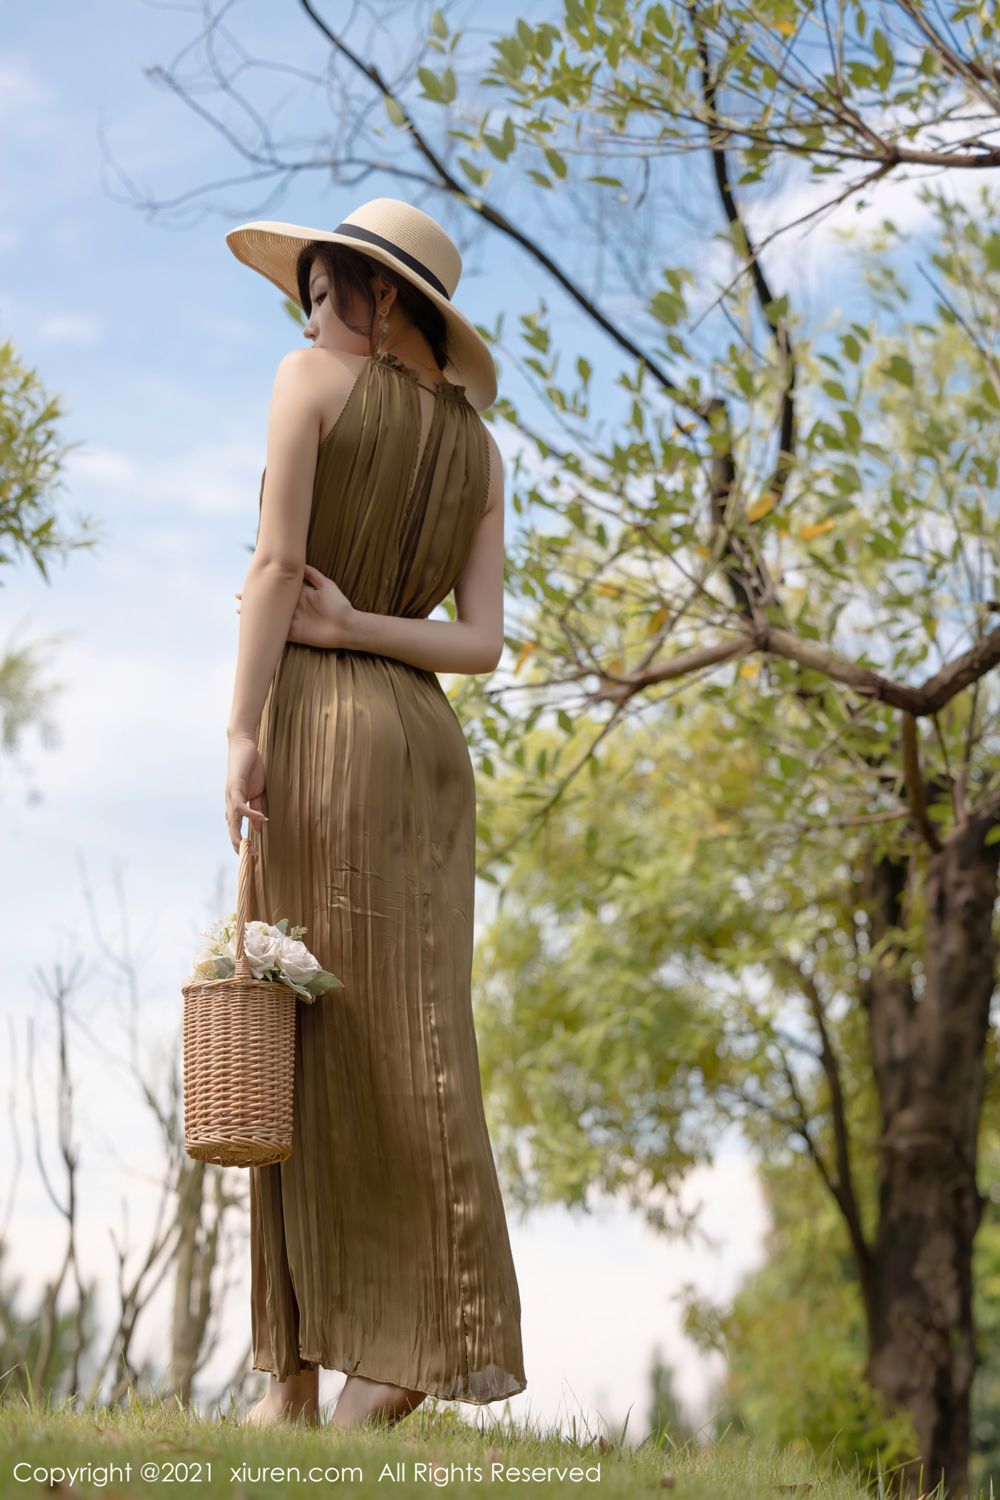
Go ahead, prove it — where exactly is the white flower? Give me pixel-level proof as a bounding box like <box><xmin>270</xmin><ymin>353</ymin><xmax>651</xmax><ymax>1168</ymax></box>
<box><xmin>236</xmin><ymin>921</ymin><xmax>284</xmax><ymax>979</ymax></box>
<box><xmin>205</xmin><ymin>912</ymin><xmax>236</xmax><ymax>945</ymax></box>
<box><xmin>187</xmin><ymin>914</ymin><xmax>339</xmax><ymax>997</ymax></box>
<box><xmin>277</xmin><ymin>934</ymin><xmax>322</xmax><ymax>987</ymax></box>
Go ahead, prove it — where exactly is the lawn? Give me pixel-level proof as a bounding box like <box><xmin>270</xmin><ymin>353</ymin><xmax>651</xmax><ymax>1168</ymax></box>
<box><xmin>0</xmin><ymin>1390</ymin><xmax>901</xmax><ymax>1498</ymax></box>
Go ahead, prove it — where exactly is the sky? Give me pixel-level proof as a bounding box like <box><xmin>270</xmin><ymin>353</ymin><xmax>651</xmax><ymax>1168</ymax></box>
<box><xmin>2</xmin><ymin>0</ymin><xmax>983</xmax><ymax>1444</ymax></box>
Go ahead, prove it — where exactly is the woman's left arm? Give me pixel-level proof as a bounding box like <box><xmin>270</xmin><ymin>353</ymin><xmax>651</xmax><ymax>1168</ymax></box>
<box><xmin>224</xmin><ymin>351</ymin><xmax>321</xmax><ymax>850</ymax></box>
<box><xmin>226</xmin><ymin>350</ymin><xmax>321</xmax><ymax>744</ymax></box>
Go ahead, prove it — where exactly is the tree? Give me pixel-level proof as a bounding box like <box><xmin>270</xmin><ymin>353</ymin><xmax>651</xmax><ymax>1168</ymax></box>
<box><xmin>0</xmin><ymin>337</ymin><xmax>102</xmax><ymax>780</ymax></box>
<box><xmin>127</xmin><ymin>3</ymin><xmax>1000</xmax><ymax>1488</ymax></box>
<box><xmin>645</xmin><ymin>1345</ymin><xmax>696</xmax><ymax>1448</ymax></box>
<box><xmin>682</xmin><ymin>1114</ymin><xmax>1000</xmax><ymax>1495</ymax></box>
<box><xmin>3</xmin><ymin>869</ymin><xmax>248</xmax><ymax>1412</ymax></box>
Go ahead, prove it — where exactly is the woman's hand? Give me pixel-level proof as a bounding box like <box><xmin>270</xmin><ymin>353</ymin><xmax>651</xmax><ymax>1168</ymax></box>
<box><xmin>225</xmin><ymin>736</ymin><xmax>269</xmax><ymax>853</ymax></box>
<box><xmin>288</xmin><ymin>564</ymin><xmax>357</xmax><ymax>647</ymax></box>
<box><xmin>235</xmin><ymin>563</ymin><xmax>357</xmax><ymax>649</ymax></box>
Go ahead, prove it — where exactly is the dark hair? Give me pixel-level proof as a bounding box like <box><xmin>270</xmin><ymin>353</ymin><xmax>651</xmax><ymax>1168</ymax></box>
<box><xmin>296</xmin><ymin>241</ymin><xmax>451</xmax><ymax>371</ymax></box>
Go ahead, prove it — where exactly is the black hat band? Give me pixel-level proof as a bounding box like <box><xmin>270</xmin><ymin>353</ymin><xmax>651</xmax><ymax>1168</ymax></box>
<box><xmin>332</xmin><ymin>221</ymin><xmax>451</xmax><ymax>300</ymax></box>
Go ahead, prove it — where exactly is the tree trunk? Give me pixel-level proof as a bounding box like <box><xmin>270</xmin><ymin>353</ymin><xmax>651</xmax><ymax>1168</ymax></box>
<box><xmin>863</xmin><ymin>819</ymin><xmax>998</xmax><ymax>1496</ymax></box>
<box><xmin>170</xmin><ymin>1160</ymin><xmax>221</xmax><ymax>1405</ymax></box>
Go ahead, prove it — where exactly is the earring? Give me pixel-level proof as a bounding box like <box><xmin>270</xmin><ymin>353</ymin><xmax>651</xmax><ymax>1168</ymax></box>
<box><xmin>375</xmin><ymin>305</ymin><xmax>389</xmax><ymax>355</ymax></box>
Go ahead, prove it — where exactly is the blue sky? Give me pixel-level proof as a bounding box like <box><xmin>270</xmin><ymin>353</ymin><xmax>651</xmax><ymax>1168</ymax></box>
<box><xmin>4</xmin><ymin>0</ymin><xmax>980</xmax><ymax>1437</ymax></box>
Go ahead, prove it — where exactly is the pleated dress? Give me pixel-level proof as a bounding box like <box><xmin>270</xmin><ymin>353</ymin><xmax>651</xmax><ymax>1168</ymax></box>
<box><xmin>247</xmin><ymin>348</ymin><xmax>526</xmax><ymax>1405</ymax></box>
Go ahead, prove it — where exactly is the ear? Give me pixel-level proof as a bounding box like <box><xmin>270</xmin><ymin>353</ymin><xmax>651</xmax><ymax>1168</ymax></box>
<box><xmin>374</xmin><ymin>275</ymin><xmax>397</xmax><ymax>312</ymax></box>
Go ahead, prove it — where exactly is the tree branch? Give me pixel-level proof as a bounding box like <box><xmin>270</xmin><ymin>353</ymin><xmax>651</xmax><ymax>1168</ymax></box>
<box><xmin>774</xmin><ymin>952</ymin><xmax>873</xmax><ymax>1299</ymax></box>
<box><xmin>297</xmin><ymin>0</ymin><xmax>704</xmax><ymax>415</ymax></box>
<box><xmin>594</xmin><ymin>620</ymin><xmax>1000</xmax><ymax>717</ymax></box>
<box><xmin>690</xmin><ymin>5</ymin><xmax>797</xmax><ymax>508</ymax></box>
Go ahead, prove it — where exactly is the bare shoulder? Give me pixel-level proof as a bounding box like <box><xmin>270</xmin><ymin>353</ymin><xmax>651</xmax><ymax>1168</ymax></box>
<box><xmin>274</xmin><ymin>345</ymin><xmax>318</xmax><ymax>381</ymax></box>
<box><xmin>276</xmin><ymin>345</ymin><xmax>360</xmax><ymax>389</ymax></box>
<box><xmin>273</xmin><ymin>347</ymin><xmax>366</xmax><ymax>444</ymax></box>
<box><xmin>270</xmin><ymin>346</ymin><xmax>323</xmax><ymax>409</ymax></box>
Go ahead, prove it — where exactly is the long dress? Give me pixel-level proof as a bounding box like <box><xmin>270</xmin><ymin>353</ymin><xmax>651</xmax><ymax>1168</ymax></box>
<box><xmin>246</xmin><ymin>347</ymin><xmax>526</xmax><ymax>1405</ymax></box>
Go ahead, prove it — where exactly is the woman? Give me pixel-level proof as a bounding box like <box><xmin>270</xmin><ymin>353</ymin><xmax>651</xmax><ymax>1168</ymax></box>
<box><xmin>222</xmin><ymin>198</ymin><xmax>526</xmax><ymax>1429</ymax></box>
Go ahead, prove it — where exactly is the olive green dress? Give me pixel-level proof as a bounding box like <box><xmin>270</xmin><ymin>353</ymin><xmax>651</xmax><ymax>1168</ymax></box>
<box><xmin>247</xmin><ymin>349</ymin><xmax>526</xmax><ymax>1405</ymax></box>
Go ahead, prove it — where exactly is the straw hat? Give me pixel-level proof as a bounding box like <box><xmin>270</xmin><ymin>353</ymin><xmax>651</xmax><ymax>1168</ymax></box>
<box><xmin>225</xmin><ymin>197</ymin><xmax>497</xmax><ymax>411</ymax></box>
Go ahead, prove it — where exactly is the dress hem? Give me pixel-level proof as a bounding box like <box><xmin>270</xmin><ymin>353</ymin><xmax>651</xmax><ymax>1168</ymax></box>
<box><xmin>251</xmin><ymin>1351</ymin><xmax>526</xmax><ymax>1408</ymax></box>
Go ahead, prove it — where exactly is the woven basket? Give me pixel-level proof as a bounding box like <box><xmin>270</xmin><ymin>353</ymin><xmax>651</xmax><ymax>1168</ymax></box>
<box><xmin>182</xmin><ymin>818</ymin><xmax>297</xmax><ymax>1168</ymax></box>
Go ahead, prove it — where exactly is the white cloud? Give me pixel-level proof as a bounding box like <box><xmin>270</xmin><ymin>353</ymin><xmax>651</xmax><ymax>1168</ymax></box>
<box><xmin>745</xmin><ymin>159</ymin><xmax>982</xmax><ymax>263</ymax></box>
<box><xmin>66</xmin><ymin>444</ymin><xmax>139</xmax><ymax>486</ymax></box>
<box><xmin>22</xmin><ymin>635</ymin><xmax>233</xmax><ymax>798</ymax></box>
<box><xmin>681</xmin><ymin>113</ymin><xmax>995</xmax><ymax>325</ymax></box>
<box><xmin>159</xmin><ymin>440</ymin><xmax>264</xmax><ymax>516</ymax></box>
<box><xmin>64</xmin><ymin>435</ymin><xmax>261</xmax><ymax>517</ymax></box>
<box><xmin>198</xmin><ymin>313</ymin><xmax>262</xmax><ymax>344</ymax></box>
<box><xmin>62</xmin><ymin>410</ymin><xmax>532</xmax><ymax>526</ymax></box>
<box><xmin>39</xmin><ymin>313</ymin><xmax>102</xmax><ymax>345</ymax></box>
<box><xmin>0</xmin><ymin>57</ymin><xmax>53</xmax><ymax>120</ymax></box>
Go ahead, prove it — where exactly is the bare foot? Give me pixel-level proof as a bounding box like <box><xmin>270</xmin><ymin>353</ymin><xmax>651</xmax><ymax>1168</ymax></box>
<box><xmin>244</xmin><ymin>1369</ymin><xmax>320</xmax><ymax>1427</ymax></box>
<box><xmin>244</xmin><ymin>1394</ymin><xmax>284</xmax><ymax>1427</ymax></box>
<box><xmin>330</xmin><ymin>1374</ymin><xmax>426</xmax><ymax>1429</ymax></box>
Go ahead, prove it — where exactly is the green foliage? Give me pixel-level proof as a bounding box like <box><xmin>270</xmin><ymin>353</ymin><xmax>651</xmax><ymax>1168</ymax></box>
<box><xmin>0</xmin><ymin>338</ymin><xmax>100</xmax><ymax>583</ymax></box>
<box><xmin>0</xmin><ymin>337</ymin><xmax>103</xmax><ymax>760</ymax></box>
<box><xmin>645</xmin><ymin>1347</ymin><xmax>696</xmax><ymax>1446</ymax></box>
<box><xmin>460</xmin><ymin>185</ymin><xmax>1000</xmax><ymax>884</ymax></box>
<box><xmin>461</xmin><ymin>190</ymin><xmax>999</xmax><ymax>1468</ymax></box>
<box><xmin>416</xmin><ymin>64</ymin><xmax>456</xmax><ymax>105</ymax></box>
<box><xmin>0</xmin><ymin>1238</ymin><xmax>101</xmax><ymax>1401</ymax></box>
<box><xmin>473</xmin><ymin>688</ymin><xmax>883</xmax><ymax>1220</ymax></box>
<box><xmin>475</xmin><ymin>1</ymin><xmax>997</xmax><ymax>197</ymax></box>
<box><xmin>682</xmin><ymin>1154</ymin><xmax>917</xmax><ymax>1475</ymax></box>
<box><xmin>437</xmin><ymin>2</ymin><xmax>1000</xmax><ymax>1481</ymax></box>
<box><xmin>678</xmin><ymin>1096</ymin><xmax>1000</xmax><ymax>1490</ymax></box>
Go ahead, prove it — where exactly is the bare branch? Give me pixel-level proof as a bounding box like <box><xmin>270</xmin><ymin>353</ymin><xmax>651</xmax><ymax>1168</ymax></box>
<box><xmin>689</xmin><ymin>4</ymin><xmax>797</xmax><ymax>507</ymax></box>
<box><xmin>296</xmin><ymin>0</ymin><xmax>702</xmax><ymax>413</ymax></box>
<box><xmin>773</xmin><ymin>952</ymin><xmax>873</xmax><ymax>1297</ymax></box>
<box><xmin>597</xmin><ymin>620</ymin><xmax>1000</xmax><ymax>717</ymax></box>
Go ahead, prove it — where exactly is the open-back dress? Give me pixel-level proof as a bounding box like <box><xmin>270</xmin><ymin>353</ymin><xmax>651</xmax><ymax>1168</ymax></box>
<box><xmin>247</xmin><ymin>348</ymin><xmax>526</xmax><ymax>1405</ymax></box>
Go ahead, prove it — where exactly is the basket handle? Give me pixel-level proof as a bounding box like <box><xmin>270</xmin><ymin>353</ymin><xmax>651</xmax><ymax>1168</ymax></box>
<box><xmin>233</xmin><ymin>816</ymin><xmax>260</xmax><ymax>978</ymax></box>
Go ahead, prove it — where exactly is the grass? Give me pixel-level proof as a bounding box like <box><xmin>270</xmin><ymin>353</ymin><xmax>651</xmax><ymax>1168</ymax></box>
<box><xmin>0</xmin><ymin>1387</ymin><xmax>903</xmax><ymax>1499</ymax></box>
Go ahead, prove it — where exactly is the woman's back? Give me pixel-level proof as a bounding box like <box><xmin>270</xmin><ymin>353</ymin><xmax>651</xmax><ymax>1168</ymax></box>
<box><xmin>282</xmin><ymin>347</ymin><xmax>491</xmax><ymax>622</ymax></box>
<box><xmin>247</xmin><ymin>342</ymin><xmax>526</xmax><ymax>1407</ymax></box>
